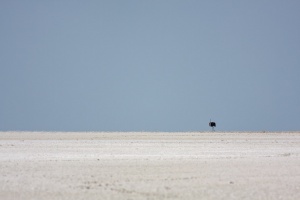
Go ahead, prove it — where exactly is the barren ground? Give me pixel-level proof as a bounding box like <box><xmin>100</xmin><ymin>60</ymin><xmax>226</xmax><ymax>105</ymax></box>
<box><xmin>0</xmin><ymin>132</ymin><xmax>299</xmax><ymax>199</ymax></box>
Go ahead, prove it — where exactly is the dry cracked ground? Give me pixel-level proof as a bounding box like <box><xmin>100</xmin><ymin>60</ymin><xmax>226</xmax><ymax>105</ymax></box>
<box><xmin>0</xmin><ymin>131</ymin><xmax>300</xmax><ymax>199</ymax></box>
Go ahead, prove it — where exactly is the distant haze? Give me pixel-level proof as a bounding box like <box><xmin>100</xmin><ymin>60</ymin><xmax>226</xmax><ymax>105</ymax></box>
<box><xmin>1</xmin><ymin>1</ymin><xmax>300</xmax><ymax>132</ymax></box>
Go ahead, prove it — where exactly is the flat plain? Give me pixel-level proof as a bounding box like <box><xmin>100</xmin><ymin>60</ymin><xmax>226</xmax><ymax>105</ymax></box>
<box><xmin>0</xmin><ymin>131</ymin><xmax>299</xmax><ymax>200</ymax></box>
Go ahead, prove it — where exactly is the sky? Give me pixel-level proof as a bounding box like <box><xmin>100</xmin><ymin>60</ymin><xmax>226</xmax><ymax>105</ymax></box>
<box><xmin>1</xmin><ymin>1</ymin><xmax>300</xmax><ymax>132</ymax></box>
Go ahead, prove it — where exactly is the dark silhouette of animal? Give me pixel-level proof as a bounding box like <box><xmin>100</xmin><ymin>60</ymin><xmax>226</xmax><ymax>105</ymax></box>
<box><xmin>209</xmin><ymin>120</ymin><xmax>216</xmax><ymax>131</ymax></box>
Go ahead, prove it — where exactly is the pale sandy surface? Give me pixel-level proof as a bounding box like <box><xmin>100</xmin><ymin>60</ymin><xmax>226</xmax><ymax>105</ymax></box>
<box><xmin>0</xmin><ymin>132</ymin><xmax>300</xmax><ymax>200</ymax></box>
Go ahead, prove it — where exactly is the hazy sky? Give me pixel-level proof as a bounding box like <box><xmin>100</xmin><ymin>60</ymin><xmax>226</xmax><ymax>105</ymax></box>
<box><xmin>1</xmin><ymin>1</ymin><xmax>300</xmax><ymax>132</ymax></box>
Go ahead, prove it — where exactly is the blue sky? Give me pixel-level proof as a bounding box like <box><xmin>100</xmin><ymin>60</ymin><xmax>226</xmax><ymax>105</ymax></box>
<box><xmin>1</xmin><ymin>1</ymin><xmax>300</xmax><ymax>132</ymax></box>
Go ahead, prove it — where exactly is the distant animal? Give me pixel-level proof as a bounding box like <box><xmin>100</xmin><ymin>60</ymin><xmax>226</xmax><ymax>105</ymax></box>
<box><xmin>209</xmin><ymin>120</ymin><xmax>216</xmax><ymax>131</ymax></box>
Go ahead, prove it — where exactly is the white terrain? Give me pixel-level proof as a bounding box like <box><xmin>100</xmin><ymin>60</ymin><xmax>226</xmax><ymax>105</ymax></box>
<box><xmin>0</xmin><ymin>131</ymin><xmax>299</xmax><ymax>199</ymax></box>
